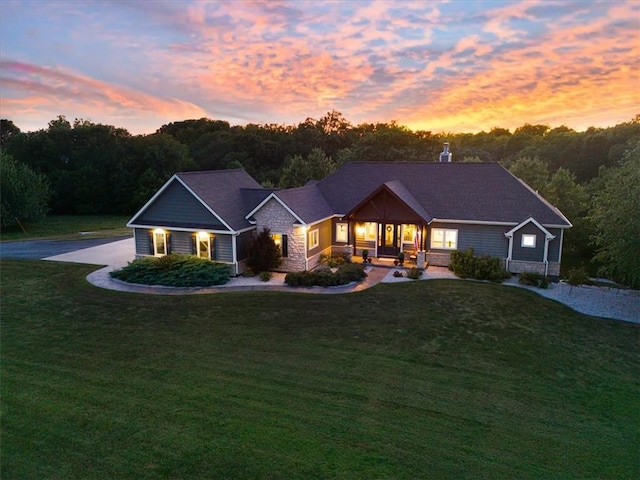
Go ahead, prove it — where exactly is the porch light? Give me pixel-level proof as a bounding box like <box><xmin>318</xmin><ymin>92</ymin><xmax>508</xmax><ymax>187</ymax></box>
<box><xmin>153</xmin><ymin>228</ymin><xmax>166</xmax><ymax>234</ymax></box>
<box><xmin>197</xmin><ymin>231</ymin><xmax>209</xmax><ymax>238</ymax></box>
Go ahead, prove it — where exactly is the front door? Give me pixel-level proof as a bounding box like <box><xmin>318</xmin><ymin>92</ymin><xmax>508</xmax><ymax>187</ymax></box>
<box><xmin>378</xmin><ymin>223</ymin><xmax>400</xmax><ymax>256</ymax></box>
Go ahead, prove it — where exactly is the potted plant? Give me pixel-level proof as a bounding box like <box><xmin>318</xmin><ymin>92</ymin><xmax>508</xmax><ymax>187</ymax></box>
<box><xmin>362</xmin><ymin>249</ymin><xmax>371</xmax><ymax>263</ymax></box>
<box><xmin>397</xmin><ymin>252</ymin><xmax>405</xmax><ymax>266</ymax></box>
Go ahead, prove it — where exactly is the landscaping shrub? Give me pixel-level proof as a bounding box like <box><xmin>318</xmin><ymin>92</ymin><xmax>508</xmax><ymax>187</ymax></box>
<box><xmin>285</xmin><ymin>263</ymin><xmax>367</xmax><ymax>287</ymax></box>
<box><xmin>319</xmin><ymin>251</ymin><xmax>351</xmax><ymax>267</ymax></box>
<box><xmin>110</xmin><ymin>254</ymin><xmax>231</xmax><ymax>287</ymax></box>
<box><xmin>406</xmin><ymin>267</ymin><xmax>423</xmax><ymax>280</ymax></box>
<box><xmin>518</xmin><ymin>271</ymin><xmax>549</xmax><ymax>289</ymax></box>
<box><xmin>565</xmin><ymin>267</ymin><xmax>593</xmax><ymax>286</ymax></box>
<box><xmin>259</xmin><ymin>271</ymin><xmax>272</xmax><ymax>282</ymax></box>
<box><xmin>449</xmin><ymin>248</ymin><xmax>510</xmax><ymax>283</ymax></box>
<box><xmin>246</xmin><ymin>227</ymin><xmax>282</xmax><ymax>273</ymax></box>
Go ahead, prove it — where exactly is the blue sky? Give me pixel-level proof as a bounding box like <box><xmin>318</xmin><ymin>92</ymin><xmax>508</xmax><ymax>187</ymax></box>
<box><xmin>1</xmin><ymin>0</ymin><xmax>638</xmax><ymax>134</ymax></box>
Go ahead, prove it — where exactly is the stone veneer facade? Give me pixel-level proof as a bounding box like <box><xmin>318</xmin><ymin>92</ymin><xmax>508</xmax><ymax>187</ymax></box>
<box><xmin>253</xmin><ymin>198</ymin><xmax>307</xmax><ymax>272</ymax></box>
<box><xmin>507</xmin><ymin>260</ymin><xmax>560</xmax><ymax>277</ymax></box>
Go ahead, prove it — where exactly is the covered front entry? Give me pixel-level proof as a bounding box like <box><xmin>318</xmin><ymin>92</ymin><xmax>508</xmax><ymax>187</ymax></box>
<box><xmin>344</xmin><ymin>181</ymin><xmax>430</xmax><ymax>258</ymax></box>
<box><xmin>378</xmin><ymin>223</ymin><xmax>401</xmax><ymax>256</ymax></box>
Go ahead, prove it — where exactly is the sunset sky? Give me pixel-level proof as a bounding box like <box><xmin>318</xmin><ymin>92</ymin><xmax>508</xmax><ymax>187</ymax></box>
<box><xmin>1</xmin><ymin>0</ymin><xmax>638</xmax><ymax>135</ymax></box>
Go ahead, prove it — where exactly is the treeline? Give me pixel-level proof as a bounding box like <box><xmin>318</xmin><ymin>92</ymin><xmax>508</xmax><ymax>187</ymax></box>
<box><xmin>1</xmin><ymin>112</ymin><xmax>639</xmax><ymax>285</ymax></box>
<box><xmin>2</xmin><ymin>112</ymin><xmax>638</xmax><ymax>215</ymax></box>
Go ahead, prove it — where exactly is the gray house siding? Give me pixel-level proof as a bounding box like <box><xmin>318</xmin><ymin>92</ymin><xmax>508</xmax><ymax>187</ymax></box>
<box><xmin>308</xmin><ymin>218</ymin><xmax>332</xmax><ymax>256</ymax></box>
<box><xmin>236</xmin><ymin>230</ymin><xmax>254</xmax><ymax>261</ymax></box>
<box><xmin>137</xmin><ymin>180</ymin><xmax>227</xmax><ymax>230</ymax></box>
<box><xmin>428</xmin><ymin>222</ymin><xmax>509</xmax><ymax>257</ymax></box>
<box><xmin>512</xmin><ymin>222</ymin><xmax>545</xmax><ymax>262</ymax></box>
<box><xmin>215</xmin><ymin>235</ymin><xmax>234</xmax><ymax>263</ymax></box>
<box><xmin>547</xmin><ymin>228</ymin><xmax>562</xmax><ymax>263</ymax></box>
<box><xmin>135</xmin><ymin>228</ymin><xmax>151</xmax><ymax>255</ymax></box>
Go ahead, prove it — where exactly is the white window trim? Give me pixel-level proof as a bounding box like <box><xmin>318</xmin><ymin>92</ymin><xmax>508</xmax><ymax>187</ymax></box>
<box><xmin>335</xmin><ymin>223</ymin><xmax>348</xmax><ymax>243</ymax></box>
<box><xmin>153</xmin><ymin>231</ymin><xmax>167</xmax><ymax>256</ymax></box>
<box><xmin>309</xmin><ymin>228</ymin><xmax>319</xmax><ymax>249</ymax></box>
<box><xmin>430</xmin><ymin>228</ymin><xmax>458</xmax><ymax>250</ymax></box>
<box><xmin>521</xmin><ymin>234</ymin><xmax>537</xmax><ymax>248</ymax></box>
<box><xmin>197</xmin><ymin>233</ymin><xmax>211</xmax><ymax>259</ymax></box>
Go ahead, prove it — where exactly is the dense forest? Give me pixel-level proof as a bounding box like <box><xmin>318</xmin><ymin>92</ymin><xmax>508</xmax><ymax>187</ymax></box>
<box><xmin>1</xmin><ymin>111</ymin><xmax>639</xmax><ymax>286</ymax></box>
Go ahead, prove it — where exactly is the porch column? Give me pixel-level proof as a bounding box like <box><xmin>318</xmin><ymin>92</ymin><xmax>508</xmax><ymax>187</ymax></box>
<box><xmin>417</xmin><ymin>250</ymin><xmax>426</xmax><ymax>269</ymax></box>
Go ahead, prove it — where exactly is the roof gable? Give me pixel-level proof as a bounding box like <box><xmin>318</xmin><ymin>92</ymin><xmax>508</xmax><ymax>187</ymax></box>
<box><xmin>345</xmin><ymin>181</ymin><xmax>431</xmax><ymax>224</ymax></box>
<box><xmin>128</xmin><ymin>176</ymin><xmax>228</xmax><ymax>231</ymax></box>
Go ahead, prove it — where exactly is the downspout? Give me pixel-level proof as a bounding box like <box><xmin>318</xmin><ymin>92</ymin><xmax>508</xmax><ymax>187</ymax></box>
<box><xmin>505</xmin><ymin>232</ymin><xmax>513</xmax><ymax>272</ymax></box>
<box><xmin>232</xmin><ymin>232</ymin><xmax>239</xmax><ymax>276</ymax></box>
<box><xmin>543</xmin><ymin>236</ymin><xmax>551</xmax><ymax>277</ymax></box>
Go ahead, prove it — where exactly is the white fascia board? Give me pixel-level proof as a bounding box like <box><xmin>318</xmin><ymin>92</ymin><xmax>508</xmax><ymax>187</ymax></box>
<box><xmin>430</xmin><ymin>218</ymin><xmax>517</xmax><ymax>227</ymax></box>
<box><xmin>174</xmin><ymin>176</ymin><xmax>235</xmax><ymax>232</ymax></box>
<box><xmin>306</xmin><ymin>214</ymin><xmax>341</xmax><ymax>228</ymax></box>
<box><xmin>126</xmin><ymin>174</ymin><xmax>235</xmax><ymax>232</ymax></box>
<box><xmin>127</xmin><ymin>174</ymin><xmax>179</xmax><ymax>227</ymax></box>
<box><xmin>244</xmin><ymin>192</ymin><xmax>307</xmax><ymax>225</ymax></box>
<box><xmin>507</xmin><ymin>170</ymin><xmax>573</xmax><ymax>228</ymax></box>
<box><xmin>127</xmin><ymin>224</ymin><xmax>234</xmax><ymax>235</ymax></box>
<box><xmin>505</xmin><ymin>217</ymin><xmax>555</xmax><ymax>239</ymax></box>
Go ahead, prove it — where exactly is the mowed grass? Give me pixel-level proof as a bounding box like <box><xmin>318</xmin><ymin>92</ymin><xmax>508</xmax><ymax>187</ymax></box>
<box><xmin>2</xmin><ymin>260</ymin><xmax>638</xmax><ymax>479</ymax></box>
<box><xmin>0</xmin><ymin>215</ymin><xmax>131</xmax><ymax>241</ymax></box>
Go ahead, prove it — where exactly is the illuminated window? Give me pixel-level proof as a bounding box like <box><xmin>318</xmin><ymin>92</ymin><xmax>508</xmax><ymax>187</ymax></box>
<box><xmin>197</xmin><ymin>233</ymin><xmax>211</xmax><ymax>259</ymax></box>
<box><xmin>365</xmin><ymin>222</ymin><xmax>377</xmax><ymax>241</ymax></box>
<box><xmin>153</xmin><ymin>231</ymin><xmax>167</xmax><ymax>256</ymax></box>
<box><xmin>335</xmin><ymin>223</ymin><xmax>348</xmax><ymax>243</ymax></box>
<box><xmin>309</xmin><ymin>229</ymin><xmax>319</xmax><ymax>249</ymax></box>
<box><xmin>521</xmin><ymin>234</ymin><xmax>536</xmax><ymax>248</ymax></box>
<box><xmin>430</xmin><ymin>228</ymin><xmax>458</xmax><ymax>250</ymax></box>
<box><xmin>402</xmin><ymin>224</ymin><xmax>416</xmax><ymax>242</ymax></box>
<box><xmin>270</xmin><ymin>232</ymin><xmax>288</xmax><ymax>257</ymax></box>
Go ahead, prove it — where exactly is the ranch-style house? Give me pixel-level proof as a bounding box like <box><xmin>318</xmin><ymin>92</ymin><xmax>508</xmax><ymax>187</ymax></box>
<box><xmin>127</xmin><ymin>144</ymin><xmax>571</xmax><ymax>277</ymax></box>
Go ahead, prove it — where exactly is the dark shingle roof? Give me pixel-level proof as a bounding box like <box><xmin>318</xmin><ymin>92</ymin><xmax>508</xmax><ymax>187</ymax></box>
<box><xmin>275</xmin><ymin>184</ymin><xmax>334</xmax><ymax>224</ymax></box>
<box><xmin>315</xmin><ymin>162</ymin><xmax>570</xmax><ymax>226</ymax></box>
<box><xmin>177</xmin><ymin>169</ymin><xmax>264</xmax><ymax>231</ymax></box>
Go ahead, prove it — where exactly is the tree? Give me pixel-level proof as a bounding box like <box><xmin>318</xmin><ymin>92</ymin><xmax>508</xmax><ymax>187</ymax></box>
<box><xmin>0</xmin><ymin>151</ymin><xmax>51</xmax><ymax>230</ymax></box>
<box><xmin>589</xmin><ymin>142</ymin><xmax>640</xmax><ymax>287</ymax></box>
<box><xmin>507</xmin><ymin>157</ymin><xmax>550</xmax><ymax>192</ymax></box>
<box><xmin>279</xmin><ymin>148</ymin><xmax>336</xmax><ymax>188</ymax></box>
<box><xmin>0</xmin><ymin>119</ymin><xmax>21</xmax><ymax>145</ymax></box>
<box><xmin>246</xmin><ymin>228</ymin><xmax>282</xmax><ymax>273</ymax></box>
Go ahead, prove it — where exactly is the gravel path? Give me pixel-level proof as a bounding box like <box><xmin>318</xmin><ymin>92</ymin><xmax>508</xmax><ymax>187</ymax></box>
<box><xmin>381</xmin><ymin>266</ymin><xmax>640</xmax><ymax>324</ymax></box>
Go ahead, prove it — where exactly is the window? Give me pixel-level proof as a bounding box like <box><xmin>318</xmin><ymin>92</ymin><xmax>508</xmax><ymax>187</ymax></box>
<box><xmin>335</xmin><ymin>223</ymin><xmax>348</xmax><ymax>243</ymax></box>
<box><xmin>153</xmin><ymin>231</ymin><xmax>167</xmax><ymax>256</ymax></box>
<box><xmin>430</xmin><ymin>228</ymin><xmax>458</xmax><ymax>250</ymax></box>
<box><xmin>270</xmin><ymin>232</ymin><xmax>288</xmax><ymax>257</ymax></box>
<box><xmin>365</xmin><ymin>222</ymin><xmax>377</xmax><ymax>241</ymax></box>
<box><xmin>521</xmin><ymin>234</ymin><xmax>537</xmax><ymax>248</ymax></box>
<box><xmin>402</xmin><ymin>224</ymin><xmax>416</xmax><ymax>242</ymax></box>
<box><xmin>197</xmin><ymin>233</ymin><xmax>211</xmax><ymax>259</ymax></box>
<box><xmin>309</xmin><ymin>229</ymin><xmax>319</xmax><ymax>249</ymax></box>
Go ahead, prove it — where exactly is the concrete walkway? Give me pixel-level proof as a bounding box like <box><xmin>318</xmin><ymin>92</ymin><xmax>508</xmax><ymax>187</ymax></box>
<box><xmin>43</xmin><ymin>237</ymin><xmax>639</xmax><ymax>323</ymax></box>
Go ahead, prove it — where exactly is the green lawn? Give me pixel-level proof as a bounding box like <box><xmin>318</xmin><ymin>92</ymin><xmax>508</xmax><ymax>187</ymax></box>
<box><xmin>2</xmin><ymin>259</ymin><xmax>638</xmax><ymax>479</ymax></box>
<box><xmin>0</xmin><ymin>215</ymin><xmax>131</xmax><ymax>241</ymax></box>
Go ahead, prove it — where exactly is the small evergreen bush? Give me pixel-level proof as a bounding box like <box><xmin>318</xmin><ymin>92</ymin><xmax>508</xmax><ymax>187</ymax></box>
<box><xmin>259</xmin><ymin>271</ymin><xmax>272</xmax><ymax>282</ymax></box>
<box><xmin>406</xmin><ymin>267</ymin><xmax>423</xmax><ymax>280</ymax></box>
<box><xmin>285</xmin><ymin>263</ymin><xmax>367</xmax><ymax>287</ymax></box>
<box><xmin>518</xmin><ymin>271</ymin><xmax>549</xmax><ymax>289</ymax></box>
<box><xmin>246</xmin><ymin>227</ymin><xmax>282</xmax><ymax>273</ymax></box>
<box><xmin>110</xmin><ymin>254</ymin><xmax>231</xmax><ymax>287</ymax></box>
<box><xmin>565</xmin><ymin>267</ymin><xmax>592</xmax><ymax>286</ymax></box>
<box><xmin>449</xmin><ymin>248</ymin><xmax>510</xmax><ymax>283</ymax></box>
